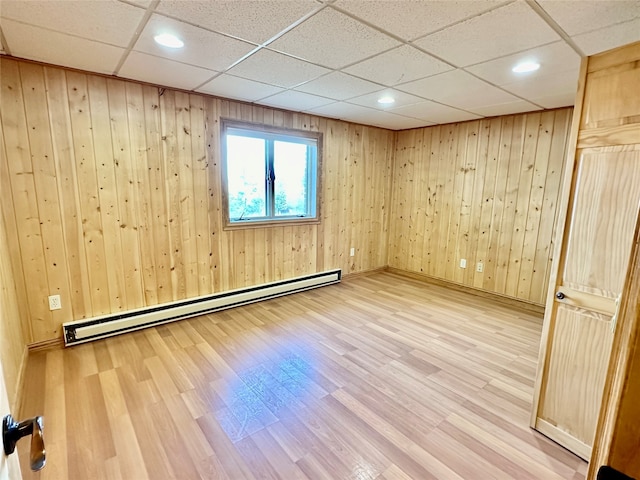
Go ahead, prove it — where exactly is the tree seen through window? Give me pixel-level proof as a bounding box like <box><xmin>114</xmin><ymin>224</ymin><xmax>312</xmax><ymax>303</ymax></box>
<box><xmin>223</xmin><ymin>122</ymin><xmax>319</xmax><ymax>226</ymax></box>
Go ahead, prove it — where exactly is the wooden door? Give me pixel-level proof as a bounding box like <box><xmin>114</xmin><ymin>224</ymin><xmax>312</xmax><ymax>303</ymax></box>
<box><xmin>531</xmin><ymin>41</ymin><xmax>640</xmax><ymax>460</ymax></box>
<box><xmin>0</xmin><ymin>355</ymin><xmax>22</xmax><ymax>480</ymax></box>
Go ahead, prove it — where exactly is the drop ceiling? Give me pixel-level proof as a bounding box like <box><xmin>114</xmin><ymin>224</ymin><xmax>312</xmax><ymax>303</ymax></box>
<box><xmin>1</xmin><ymin>0</ymin><xmax>639</xmax><ymax>130</ymax></box>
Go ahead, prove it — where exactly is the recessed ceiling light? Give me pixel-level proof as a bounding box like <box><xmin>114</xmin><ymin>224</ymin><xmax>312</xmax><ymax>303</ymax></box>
<box><xmin>377</xmin><ymin>96</ymin><xmax>395</xmax><ymax>105</ymax></box>
<box><xmin>154</xmin><ymin>33</ymin><xmax>184</xmax><ymax>49</ymax></box>
<box><xmin>512</xmin><ymin>61</ymin><xmax>540</xmax><ymax>73</ymax></box>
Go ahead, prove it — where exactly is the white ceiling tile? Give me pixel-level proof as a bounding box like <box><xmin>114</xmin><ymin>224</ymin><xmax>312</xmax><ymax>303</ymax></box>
<box><xmin>466</xmin><ymin>41</ymin><xmax>580</xmax><ymax>86</ymax></box>
<box><xmin>335</xmin><ymin>0</ymin><xmax>506</xmax><ymax>41</ymax></box>
<box><xmin>156</xmin><ymin>0</ymin><xmax>320</xmax><ymax>44</ymax></box>
<box><xmin>572</xmin><ymin>17</ymin><xmax>640</xmax><ymax>55</ymax></box>
<box><xmin>467</xmin><ymin>99</ymin><xmax>541</xmax><ymax>117</ymax></box>
<box><xmin>413</xmin><ymin>1</ymin><xmax>560</xmax><ymax>67</ymax></box>
<box><xmin>294</xmin><ymin>72</ymin><xmax>382</xmax><ymax>100</ymax></box>
<box><xmin>305</xmin><ymin>101</ymin><xmax>381</xmax><ymax>118</ymax></box>
<box><xmin>501</xmin><ymin>68</ymin><xmax>579</xmax><ymax>102</ymax></box>
<box><xmin>134</xmin><ymin>14</ymin><xmax>255</xmax><ymax>72</ymax></box>
<box><xmin>268</xmin><ymin>8</ymin><xmax>400</xmax><ymax>69</ymax></box>
<box><xmin>119</xmin><ymin>51</ymin><xmax>217</xmax><ymax>90</ymax></box>
<box><xmin>348</xmin><ymin>89</ymin><xmax>426</xmax><ymax>110</ymax></box>
<box><xmin>120</xmin><ymin>0</ymin><xmax>152</xmax><ymax>6</ymax></box>
<box><xmin>0</xmin><ymin>0</ymin><xmax>144</xmax><ymax>47</ymax></box>
<box><xmin>528</xmin><ymin>91</ymin><xmax>576</xmax><ymax>109</ymax></box>
<box><xmin>345</xmin><ymin>109</ymin><xmax>433</xmax><ymax>129</ymax></box>
<box><xmin>343</xmin><ymin>45</ymin><xmax>453</xmax><ymax>87</ymax></box>
<box><xmin>227</xmin><ymin>49</ymin><xmax>330</xmax><ymax>88</ymax></box>
<box><xmin>197</xmin><ymin>74</ymin><xmax>284</xmax><ymax>101</ymax></box>
<box><xmin>398</xmin><ymin>69</ymin><xmax>519</xmax><ymax>110</ymax></box>
<box><xmin>451</xmin><ymin>85</ymin><xmax>523</xmax><ymax>110</ymax></box>
<box><xmin>307</xmin><ymin>101</ymin><xmax>429</xmax><ymax>130</ymax></box>
<box><xmin>376</xmin><ymin>115</ymin><xmax>436</xmax><ymax>130</ymax></box>
<box><xmin>1</xmin><ymin>20</ymin><xmax>124</xmax><ymax>74</ymax></box>
<box><xmin>258</xmin><ymin>90</ymin><xmax>335</xmax><ymax>111</ymax></box>
<box><xmin>537</xmin><ymin>0</ymin><xmax>640</xmax><ymax>36</ymax></box>
<box><xmin>390</xmin><ymin>100</ymin><xmax>482</xmax><ymax>123</ymax></box>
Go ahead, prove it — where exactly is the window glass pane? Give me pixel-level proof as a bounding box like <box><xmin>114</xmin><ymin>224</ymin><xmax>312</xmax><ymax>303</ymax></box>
<box><xmin>227</xmin><ymin>135</ymin><xmax>266</xmax><ymax>219</ymax></box>
<box><xmin>274</xmin><ymin>141</ymin><xmax>309</xmax><ymax>217</ymax></box>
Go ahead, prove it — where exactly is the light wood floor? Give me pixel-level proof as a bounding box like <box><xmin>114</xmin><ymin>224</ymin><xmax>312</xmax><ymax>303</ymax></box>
<box><xmin>18</xmin><ymin>272</ymin><xmax>587</xmax><ymax>479</ymax></box>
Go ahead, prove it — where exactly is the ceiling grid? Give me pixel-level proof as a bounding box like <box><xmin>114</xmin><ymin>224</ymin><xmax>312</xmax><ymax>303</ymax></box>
<box><xmin>0</xmin><ymin>0</ymin><xmax>638</xmax><ymax>129</ymax></box>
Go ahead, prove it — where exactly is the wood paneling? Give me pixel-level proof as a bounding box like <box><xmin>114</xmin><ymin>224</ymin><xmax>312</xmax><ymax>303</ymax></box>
<box><xmin>18</xmin><ymin>272</ymin><xmax>586</xmax><ymax>480</ymax></box>
<box><xmin>0</xmin><ymin>58</ymin><xmax>394</xmax><ymax>344</ymax></box>
<box><xmin>388</xmin><ymin>109</ymin><xmax>572</xmax><ymax>305</ymax></box>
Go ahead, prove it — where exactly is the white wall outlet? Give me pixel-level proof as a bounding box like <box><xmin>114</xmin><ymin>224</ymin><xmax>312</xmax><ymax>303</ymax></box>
<box><xmin>476</xmin><ymin>262</ymin><xmax>484</xmax><ymax>273</ymax></box>
<box><xmin>48</xmin><ymin>294</ymin><xmax>62</xmax><ymax>311</ymax></box>
<box><xmin>350</xmin><ymin>247</ymin><xmax>355</xmax><ymax>257</ymax></box>
<box><xmin>460</xmin><ymin>258</ymin><xmax>467</xmax><ymax>269</ymax></box>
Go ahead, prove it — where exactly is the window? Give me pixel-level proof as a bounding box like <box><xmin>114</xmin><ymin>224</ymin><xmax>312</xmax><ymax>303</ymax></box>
<box><xmin>221</xmin><ymin>120</ymin><xmax>321</xmax><ymax>227</ymax></box>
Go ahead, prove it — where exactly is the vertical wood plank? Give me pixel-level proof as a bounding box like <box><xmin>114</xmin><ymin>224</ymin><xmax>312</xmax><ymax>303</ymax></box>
<box><xmin>107</xmin><ymin>78</ymin><xmax>145</xmax><ymax>309</ymax></box>
<box><xmin>455</xmin><ymin>122</ymin><xmax>479</xmax><ymax>284</ymax></box>
<box><xmin>125</xmin><ymin>82</ymin><xmax>158</xmax><ymax>306</ymax></box>
<box><xmin>142</xmin><ymin>86</ymin><xmax>173</xmax><ymax>304</ymax></box>
<box><xmin>466</xmin><ymin>120</ymin><xmax>490</xmax><ymax>287</ymax></box>
<box><xmin>530</xmin><ymin>109</ymin><xmax>572</xmax><ymax>304</ymax></box>
<box><xmin>473</xmin><ymin>118</ymin><xmax>503</xmax><ymax>290</ymax></box>
<box><xmin>483</xmin><ymin>116</ymin><xmax>514</xmax><ymax>295</ymax></box>
<box><xmin>44</xmin><ymin>67</ymin><xmax>93</xmax><ymax>321</ymax></box>
<box><xmin>66</xmin><ymin>71</ymin><xmax>112</xmax><ymax>317</ymax></box>
<box><xmin>1</xmin><ymin>59</ymin><xmax>52</xmax><ymax>340</ymax></box>
<box><xmin>175</xmin><ymin>92</ymin><xmax>199</xmax><ymax>298</ymax></box>
<box><xmin>422</xmin><ymin>127</ymin><xmax>437</xmax><ymax>275</ymax></box>
<box><xmin>205</xmin><ymin>98</ymin><xmax>224</xmax><ymax>293</ymax></box>
<box><xmin>517</xmin><ymin>111</ymin><xmax>555</xmax><ymax>301</ymax></box>
<box><xmin>88</xmin><ymin>75</ymin><xmax>127</xmax><ymax>311</ymax></box>
<box><xmin>160</xmin><ymin>90</ymin><xmax>186</xmax><ymax>301</ymax></box>
<box><xmin>504</xmin><ymin>113</ymin><xmax>540</xmax><ymax>297</ymax></box>
<box><xmin>190</xmin><ymin>94</ymin><xmax>213</xmax><ymax>296</ymax></box>
<box><xmin>494</xmin><ymin>114</ymin><xmax>524</xmax><ymax>296</ymax></box>
<box><xmin>20</xmin><ymin>62</ymin><xmax>75</xmax><ymax>333</ymax></box>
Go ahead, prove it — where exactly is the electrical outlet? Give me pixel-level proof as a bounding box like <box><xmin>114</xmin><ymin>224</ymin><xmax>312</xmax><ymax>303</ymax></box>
<box><xmin>476</xmin><ymin>262</ymin><xmax>484</xmax><ymax>273</ymax></box>
<box><xmin>460</xmin><ymin>258</ymin><xmax>467</xmax><ymax>269</ymax></box>
<box><xmin>350</xmin><ymin>247</ymin><xmax>355</xmax><ymax>257</ymax></box>
<box><xmin>48</xmin><ymin>294</ymin><xmax>61</xmax><ymax>311</ymax></box>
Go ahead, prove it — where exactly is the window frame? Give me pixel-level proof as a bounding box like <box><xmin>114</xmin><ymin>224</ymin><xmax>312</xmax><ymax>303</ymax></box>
<box><xmin>220</xmin><ymin>119</ymin><xmax>322</xmax><ymax>230</ymax></box>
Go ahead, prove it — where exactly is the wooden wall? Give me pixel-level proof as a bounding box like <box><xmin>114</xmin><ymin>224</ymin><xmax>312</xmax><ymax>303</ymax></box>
<box><xmin>388</xmin><ymin>109</ymin><xmax>573</xmax><ymax>305</ymax></box>
<box><xmin>0</xmin><ymin>58</ymin><xmax>394</xmax><ymax>343</ymax></box>
<box><xmin>0</xmin><ymin>206</ymin><xmax>27</xmax><ymax>411</ymax></box>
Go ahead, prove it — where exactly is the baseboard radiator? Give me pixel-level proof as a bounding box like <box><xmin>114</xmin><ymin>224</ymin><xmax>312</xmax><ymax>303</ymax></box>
<box><xmin>63</xmin><ymin>269</ymin><xmax>341</xmax><ymax>346</ymax></box>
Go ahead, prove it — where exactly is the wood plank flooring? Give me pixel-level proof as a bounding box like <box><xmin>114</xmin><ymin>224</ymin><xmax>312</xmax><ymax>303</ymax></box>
<box><xmin>18</xmin><ymin>272</ymin><xmax>587</xmax><ymax>479</ymax></box>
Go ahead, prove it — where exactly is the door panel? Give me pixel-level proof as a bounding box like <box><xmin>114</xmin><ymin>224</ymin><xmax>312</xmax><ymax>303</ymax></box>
<box><xmin>581</xmin><ymin>64</ymin><xmax>640</xmax><ymax>129</ymax></box>
<box><xmin>539</xmin><ymin>305</ymin><xmax>613</xmax><ymax>443</ymax></box>
<box><xmin>563</xmin><ymin>148</ymin><xmax>640</xmax><ymax>297</ymax></box>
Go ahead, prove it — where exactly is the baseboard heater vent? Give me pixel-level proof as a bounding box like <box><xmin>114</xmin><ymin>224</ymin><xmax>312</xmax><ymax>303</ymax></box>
<box><xmin>63</xmin><ymin>269</ymin><xmax>341</xmax><ymax>346</ymax></box>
